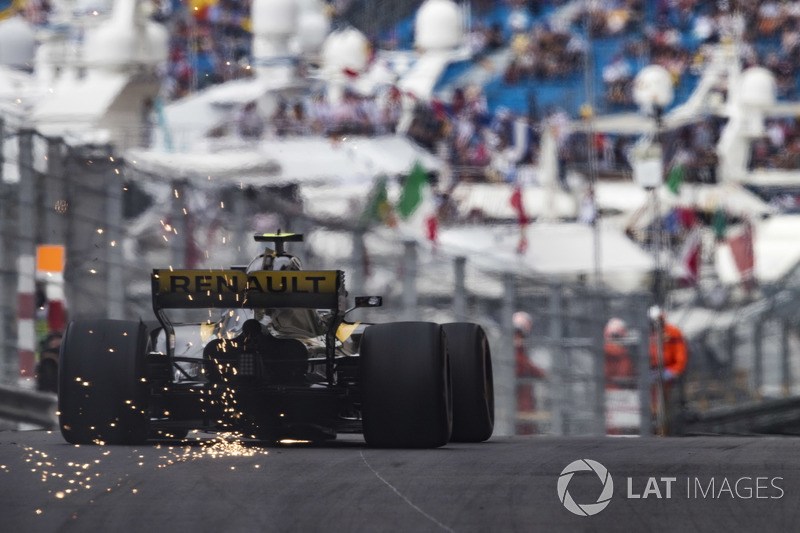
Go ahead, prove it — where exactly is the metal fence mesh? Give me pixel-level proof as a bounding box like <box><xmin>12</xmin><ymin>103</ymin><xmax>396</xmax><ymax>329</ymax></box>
<box><xmin>3</xmin><ymin>125</ymin><xmax>800</xmax><ymax>436</ymax></box>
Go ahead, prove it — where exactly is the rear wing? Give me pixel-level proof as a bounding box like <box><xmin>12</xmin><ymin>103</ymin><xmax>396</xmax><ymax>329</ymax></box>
<box><xmin>152</xmin><ymin>269</ymin><xmax>346</xmax><ymax>311</ymax></box>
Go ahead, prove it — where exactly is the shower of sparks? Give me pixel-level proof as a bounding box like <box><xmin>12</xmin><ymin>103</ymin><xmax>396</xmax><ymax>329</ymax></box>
<box><xmin>13</xmin><ymin>423</ymin><xmax>268</xmax><ymax>515</ymax></box>
<box><xmin>18</xmin><ymin>447</ymin><xmax>116</xmax><ymax>504</ymax></box>
<box><xmin>10</xmin><ymin>340</ymin><xmax>278</xmax><ymax>518</ymax></box>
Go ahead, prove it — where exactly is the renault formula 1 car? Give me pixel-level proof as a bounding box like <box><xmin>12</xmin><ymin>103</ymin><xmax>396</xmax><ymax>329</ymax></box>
<box><xmin>58</xmin><ymin>233</ymin><xmax>494</xmax><ymax>448</ymax></box>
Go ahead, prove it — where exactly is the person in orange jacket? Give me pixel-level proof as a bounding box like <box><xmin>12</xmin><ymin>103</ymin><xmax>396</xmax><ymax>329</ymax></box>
<box><xmin>648</xmin><ymin>308</ymin><xmax>688</xmax><ymax>384</ymax></box>
<box><xmin>649</xmin><ymin>306</ymin><xmax>688</xmax><ymax>434</ymax></box>
<box><xmin>603</xmin><ymin>318</ymin><xmax>638</xmax><ymax>435</ymax></box>
<box><xmin>603</xmin><ymin>318</ymin><xmax>636</xmax><ymax>389</ymax></box>
<box><xmin>513</xmin><ymin>311</ymin><xmax>546</xmax><ymax>434</ymax></box>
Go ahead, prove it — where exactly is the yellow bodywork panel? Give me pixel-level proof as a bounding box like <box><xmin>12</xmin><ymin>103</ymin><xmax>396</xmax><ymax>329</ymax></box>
<box><xmin>336</xmin><ymin>322</ymin><xmax>360</xmax><ymax>343</ymax></box>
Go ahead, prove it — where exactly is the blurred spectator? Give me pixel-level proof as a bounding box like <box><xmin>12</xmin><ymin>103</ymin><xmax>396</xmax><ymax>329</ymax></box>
<box><xmin>502</xmin><ymin>20</ymin><xmax>587</xmax><ymax>82</ymax></box>
<box><xmin>603</xmin><ymin>316</ymin><xmax>639</xmax><ymax>435</ymax></box>
<box><xmin>485</xmin><ymin>22</ymin><xmax>505</xmax><ymax>51</ymax></box>
<box><xmin>309</xmin><ymin>92</ymin><xmax>333</xmax><ymax>135</ymax></box>
<box><xmin>546</xmin><ymin>107</ymin><xmax>572</xmax><ymax>189</ymax></box>
<box><xmin>513</xmin><ymin>311</ymin><xmax>545</xmax><ymax>435</ymax></box>
<box><xmin>604</xmin><ymin>318</ymin><xmax>636</xmax><ymax>390</ymax></box>
<box><xmin>237</xmin><ymin>101</ymin><xmax>265</xmax><ymax>140</ymax></box>
<box><xmin>35</xmin><ymin>331</ymin><xmax>62</xmax><ymax>394</ymax></box>
<box><xmin>603</xmin><ymin>53</ymin><xmax>633</xmax><ymax>107</ymax></box>
<box><xmin>22</xmin><ymin>0</ymin><xmax>52</xmax><ymax>26</ymax></box>
<box><xmin>164</xmin><ymin>0</ymin><xmax>253</xmax><ymax>100</ymax></box>
<box><xmin>757</xmin><ymin>0</ymin><xmax>781</xmax><ymax>37</ymax></box>
<box><xmin>288</xmin><ymin>102</ymin><xmax>308</xmax><ymax>135</ymax></box>
<box><xmin>693</xmin><ymin>13</ymin><xmax>717</xmax><ymax>43</ymax></box>
<box><xmin>143</xmin><ymin>0</ymin><xmax>800</xmax><ymax>196</ymax></box>
<box><xmin>271</xmin><ymin>101</ymin><xmax>292</xmax><ymax>137</ymax></box>
<box><xmin>767</xmin><ymin>119</ymin><xmax>786</xmax><ymax>153</ymax></box>
<box><xmin>141</xmin><ymin>97</ymin><xmax>155</xmax><ymax>147</ymax></box>
<box><xmin>578</xmin><ymin>187</ymin><xmax>597</xmax><ymax>225</ymax></box>
<box><xmin>464</xmin><ymin>85</ymin><xmax>488</xmax><ymax>119</ymax></box>
<box><xmin>750</xmin><ymin>138</ymin><xmax>772</xmax><ymax>169</ymax></box>
<box><xmin>466</xmin><ymin>23</ymin><xmax>489</xmax><ymax>58</ymax></box>
<box><xmin>194</xmin><ymin>35</ymin><xmax>222</xmax><ymax>89</ymax></box>
<box><xmin>380</xmin><ymin>86</ymin><xmax>403</xmax><ymax>133</ymax></box>
<box><xmin>167</xmin><ymin>48</ymin><xmax>194</xmax><ymax>100</ymax></box>
<box><xmin>649</xmin><ymin>306</ymin><xmax>688</xmax><ymax>433</ymax></box>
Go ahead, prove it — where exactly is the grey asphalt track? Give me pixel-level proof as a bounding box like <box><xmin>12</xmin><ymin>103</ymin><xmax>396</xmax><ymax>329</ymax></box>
<box><xmin>0</xmin><ymin>430</ymin><xmax>798</xmax><ymax>532</ymax></box>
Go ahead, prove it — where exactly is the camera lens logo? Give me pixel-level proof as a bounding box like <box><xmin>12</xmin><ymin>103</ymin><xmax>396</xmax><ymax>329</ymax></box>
<box><xmin>557</xmin><ymin>459</ymin><xmax>614</xmax><ymax>516</ymax></box>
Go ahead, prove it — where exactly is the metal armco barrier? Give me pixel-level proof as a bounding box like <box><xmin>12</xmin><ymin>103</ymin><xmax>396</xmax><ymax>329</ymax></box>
<box><xmin>0</xmin><ymin>384</ymin><xmax>58</xmax><ymax>429</ymax></box>
<box><xmin>683</xmin><ymin>397</ymin><xmax>800</xmax><ymax>435</ymax></box>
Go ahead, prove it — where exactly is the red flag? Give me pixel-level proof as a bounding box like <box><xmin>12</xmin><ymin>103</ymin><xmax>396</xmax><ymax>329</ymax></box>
<box><xmin>510</xmin><ymin>184</ymin><xmax>529</xmax><ymax>254</ymax></box>
<box><xmin>677</xmin><ymin>228</ymin><xmax>702</xmax><ymax>286</ymax></box>
<box><xmin>426</xmin><ymin>214</ymin><xmax>438</xmax><ymax>243</ymax></box>
<box><xmin>728</xmin><ymin>220</ymin><xmax>755</xmax><ymax>290</ymax></box>
<box><xmin>510</xmin><ymin>185</ymin><xmax>529</xmax><ymax>227</ymax></box>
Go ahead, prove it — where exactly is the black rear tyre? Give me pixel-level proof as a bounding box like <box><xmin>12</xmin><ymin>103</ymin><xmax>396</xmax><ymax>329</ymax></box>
<box><xmin>58</xmin><ymin>320</ymin><xmax>150</xmax><ymax>445</ymax></box>
<box><xmin>360</xmin><ymin>322</ymin><xmax>451</xmax><ymax>448</ymax></box>
<box><xmin>443</xmin><ymin>323</ymin><xmax>494</xmax><ymax>442</ymax></box>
